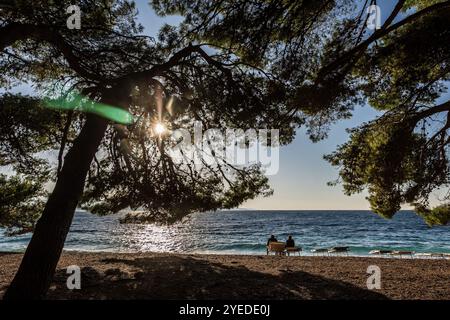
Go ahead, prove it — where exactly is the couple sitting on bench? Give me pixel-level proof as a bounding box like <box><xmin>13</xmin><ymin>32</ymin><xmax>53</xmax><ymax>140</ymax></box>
<box><xmin>266</xmin><ymin>235</ymin><xmax>301</xmax><ymax>256</ymax></box>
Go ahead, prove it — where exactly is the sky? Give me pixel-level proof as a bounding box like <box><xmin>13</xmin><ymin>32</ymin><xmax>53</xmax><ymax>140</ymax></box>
<box><xmin>3</xmin><ymin>1</ymin><xmax>446</xmax><ymax>211</ymax></box>
<box><xmin>133</xmin><ymin>0</ymin><xmax>437</xmax><ymax>210</ymax></box>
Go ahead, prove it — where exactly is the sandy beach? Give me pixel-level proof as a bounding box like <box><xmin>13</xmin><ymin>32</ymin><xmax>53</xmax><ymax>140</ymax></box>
<box><xmin>0</xmin><ymin>251</ymin><xmax>449</xmax><ymax>300</ymax></box>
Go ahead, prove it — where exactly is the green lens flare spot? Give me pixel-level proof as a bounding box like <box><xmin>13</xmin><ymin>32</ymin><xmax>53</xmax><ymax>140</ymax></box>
<box><xmin>44</xmin><ymin>92</ymin><xmax>134</xmax><ymax>125</ymax></box>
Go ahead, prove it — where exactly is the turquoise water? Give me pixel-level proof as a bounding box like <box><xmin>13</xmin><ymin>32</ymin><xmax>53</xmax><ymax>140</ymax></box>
<box><xmin>1</xmin><ymin>210</ymin><xmax>450</xmax><ymax>255</ymax></box>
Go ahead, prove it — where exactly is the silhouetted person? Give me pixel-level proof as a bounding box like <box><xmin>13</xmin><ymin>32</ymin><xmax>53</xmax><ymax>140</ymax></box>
<box><xmin>286</xmin><ymin>235</ymin><xmax>295</xmax><ymax>248</ymax></box>
<box><xmin>267</xmin><ymin>235</ymin><xmax>277</xmax><ymax>246</ymax></box>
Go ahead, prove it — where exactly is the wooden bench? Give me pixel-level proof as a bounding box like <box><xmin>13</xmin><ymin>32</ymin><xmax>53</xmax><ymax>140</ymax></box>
<box><xmin>267</xmin><ymin>242</ymin><xmax>287</xmax><ymax>255</ymax></box>
<box><xmin>286</xmin><ymin>246</ymin><xmax>302</xmax><ymax>256</ymax></box>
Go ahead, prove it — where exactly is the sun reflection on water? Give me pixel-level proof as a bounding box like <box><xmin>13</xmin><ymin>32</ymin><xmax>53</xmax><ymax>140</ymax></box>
<box><xmin>115</xmin><ymin>218</ymin><xmax>201</xmax><ymax>253</ymax></box>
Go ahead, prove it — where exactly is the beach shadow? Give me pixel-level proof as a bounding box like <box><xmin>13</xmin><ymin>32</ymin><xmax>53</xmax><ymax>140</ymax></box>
<box><xmin>46</xmin><ymin>255</ymin><xmax>388</xmax><ymax>300</ymax></box>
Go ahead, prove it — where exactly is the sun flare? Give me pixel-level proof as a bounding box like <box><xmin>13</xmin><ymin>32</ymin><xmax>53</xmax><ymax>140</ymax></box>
<box><xmin>154</xmin><ymin>122</ymin><xmax>167</xmax><ymax>135</ymax></box>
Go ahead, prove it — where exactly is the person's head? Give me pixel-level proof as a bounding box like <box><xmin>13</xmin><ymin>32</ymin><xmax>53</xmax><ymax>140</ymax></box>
<box><xmin>288</xmin><ymin>235</ymin><xmax>292</xmax><ymax>240</ymax></box>
<box><xmin>270</xmin><ymin>235</ymin><xmax>275</xmax><ymax>239</ymax></box>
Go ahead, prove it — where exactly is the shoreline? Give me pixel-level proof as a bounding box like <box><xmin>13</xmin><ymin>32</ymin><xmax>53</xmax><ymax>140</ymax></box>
<box><xmin>1</xmin><ymin>251</ymin><xmax>450</xmax><ymax>299</ymax></box>
<box><xmin>1</xmin><ymin>249</ymin><xmax>449</xmax><ymax>260</ymax></box>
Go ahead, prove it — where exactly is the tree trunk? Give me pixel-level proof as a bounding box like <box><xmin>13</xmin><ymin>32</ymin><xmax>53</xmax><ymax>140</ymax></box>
<box><xmin>3</xmin><ymin>113</ymin><xmax>109</xmax><ymax>300</ymax></box>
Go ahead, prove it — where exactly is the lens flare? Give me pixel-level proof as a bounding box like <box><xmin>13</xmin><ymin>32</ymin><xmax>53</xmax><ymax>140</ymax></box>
<box><xmin>154</xmin><ymin>122</ymin><xmax>166</xmax><ymax>135</ymax></box>
<box><xmin>44</xmin><ymin>91</ymin><xmax>133</xmax><ymax>124</ymax></box>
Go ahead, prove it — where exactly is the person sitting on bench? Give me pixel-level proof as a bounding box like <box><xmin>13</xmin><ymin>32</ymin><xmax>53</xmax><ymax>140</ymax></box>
<box><xmin>286</xmin><ymin>235</ymin><xmax>295</xmax><ymax>248</ymax></box>
<box><xmin>285</xmin><ymin>235</ymin><xmax>302</xmax><ymax>256</ymax></box>
<box><xmin>267</xmin><ymin>235</ymin><xmax>278</xmax><ymax>246</ymax></box>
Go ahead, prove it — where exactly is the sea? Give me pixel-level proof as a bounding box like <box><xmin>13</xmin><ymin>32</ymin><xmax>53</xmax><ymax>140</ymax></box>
<box><xmin>1</xmin><ymin>210</ymin><xmax>450</xmax><ymax>255</ymax></box>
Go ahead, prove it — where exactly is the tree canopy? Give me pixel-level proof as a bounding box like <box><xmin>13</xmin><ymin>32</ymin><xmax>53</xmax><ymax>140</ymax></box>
<box><xmin>324</xmin><ymin>0</ymin><xmax>450</xmax><ymax>224</ymax></box>
<box><xmin>1</xmin><ymin>0</ymin><xmax>450</xmax><ymax>236</ymax></box>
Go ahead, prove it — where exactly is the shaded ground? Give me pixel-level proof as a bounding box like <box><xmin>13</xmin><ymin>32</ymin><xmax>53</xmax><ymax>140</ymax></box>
<box><xmin>0</xmin><ymin>252</ymin><xmax>449</xmax><ymax>299</ymax></box>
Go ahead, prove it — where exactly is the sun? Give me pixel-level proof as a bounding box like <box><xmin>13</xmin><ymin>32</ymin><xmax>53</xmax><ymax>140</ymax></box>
<box><xmin>154</xmin><ymin>122</ymin><xmax>167</xmax><ymax>135</ymax></box>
